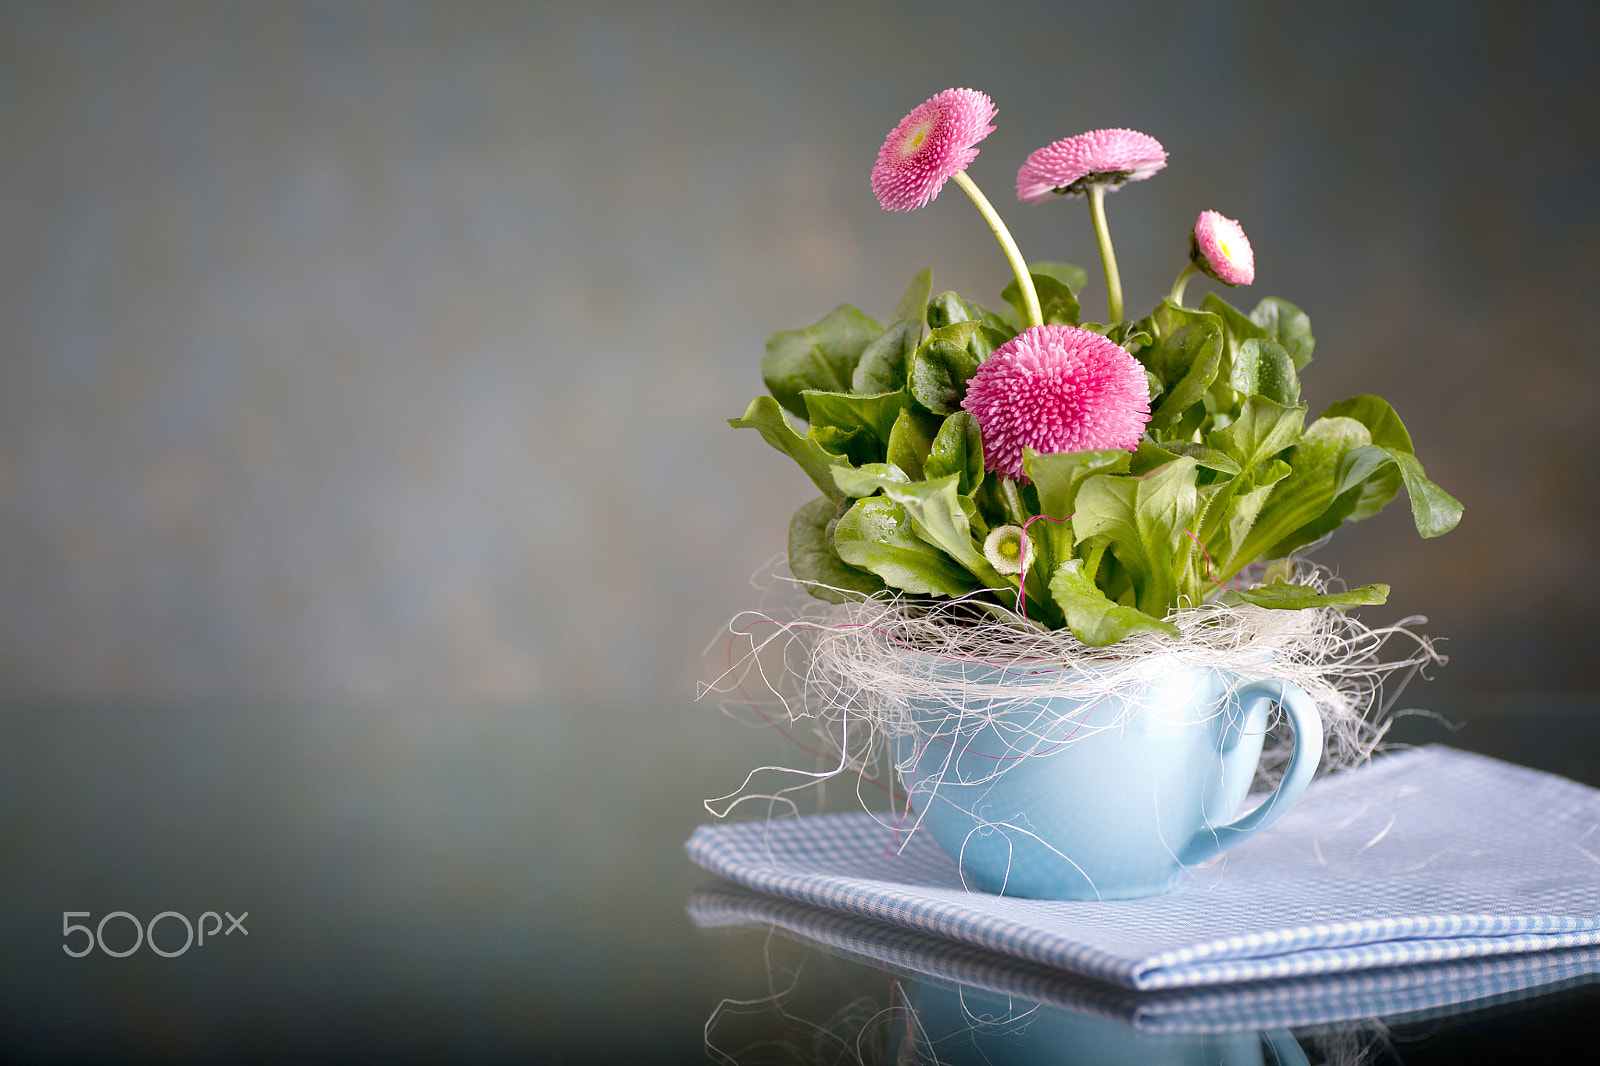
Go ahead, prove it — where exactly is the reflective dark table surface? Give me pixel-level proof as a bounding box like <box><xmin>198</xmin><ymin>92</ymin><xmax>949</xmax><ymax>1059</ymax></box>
<box><xmin>2</xmin><ymin>695</ymin><xmax>1596</xmax><ymax>1063</ymax></box>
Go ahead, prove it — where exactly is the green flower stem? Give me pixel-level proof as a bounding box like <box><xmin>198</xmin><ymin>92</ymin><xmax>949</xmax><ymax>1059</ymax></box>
<box><xmin>997</xmin><ymin>477</ymin><xmax>1028</xmax><ymax>526</ymax></box>
<box><xmin>1085</xmin><ymin>181</ymin><xmax>1123</xmax><ymax>325</ymax></box>
<box><xmin>953</xmin><ymin>170</ymin><xmax>1041</xmax><ymax>328</ymax></box>
<box><xmin>1169</xmin><ymin>263</ymin><xmax>1199</xmax><ymax>307</ymax></box>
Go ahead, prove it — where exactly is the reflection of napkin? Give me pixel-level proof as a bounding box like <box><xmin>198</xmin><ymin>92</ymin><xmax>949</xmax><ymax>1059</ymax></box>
<box><xmin>685</xmin><ymin>746</ymin><xmax>1600</xmax><ymax>990</ymax></box>
<box><xmin>688</xmin><ymin>884</ymin><xmax>1600</xmax><ymax>1032</ymax></box>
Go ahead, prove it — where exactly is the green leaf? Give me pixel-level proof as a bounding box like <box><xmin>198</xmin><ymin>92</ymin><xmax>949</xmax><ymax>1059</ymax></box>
<box><xmin>788</xmin><ymin>496</ymin><xmax>888</xmax><ymax>603</ymax></box>
<box><xmin>831</xmin><ymin>462</ymin><xmax>910</xmax><ymax>498</ymax></box>
<box><xmin>890</xmin><ymin>267</ymin><xmax>934</xmax><ymax>327</ymax></box>
<box><xmin>1072</xmin><ymin>458</ymin><xmax>1200</xmax><ymax>618</ymax></box>
<box><xmin>1228</xmin><ymin>338</ymin><xmax>1301</xmax><ymax>405</ymax></box>
<box><xmin>926</xmin><ymin>291</ymin><xmax>970</xmax><ymax>330</ymax></box>
<box><xmin>1202</xmin><ymin>293</ymin><xmax>1272</xmax><ymax>346</ymax></box>
<box><xmin>1031</xmin><ymin>262</ymin><xmax>1090</xmax><ymax>293</ymax></box>
<box><xmin>1390</xmin><ymin>451</ymin><xmax>1464</xmax><ymax>538</ymax></box>
<box><xmin>851</xmin><ymin>319</ymin><xmax>919</xmax><ymax>394</ymax></box>
<box><xmin>851</xmin><ymin>270</ymin><xmax>933</xmax><ymax>394</ymax></box>
<box><xmin>886</xmin><ymin>407</ymin><xmax>938</xmax><ymax>481</ymax></box>
<box><xmin>1249</xmin><ymin>296</ymin><xmax>1315</xmax><ymax>370</ymax></box>
<box><xmin>762</xmin><ymin>306</ymin><xmax>885</xmax><ymax>420</ymax></box>
<box><xmin>802</xmin><ymin>389</ymin><xmax>908</xmax><ymax>450</ymax></box>
<box><xmin>729</xmin><ymin>395</ymin><xmax>851</xmax><ymax>505</ymax></box>
<box><xmin>836</xmin><ymin>470</ymin><xmax>1005</xmax><ymax>588</ymax></box>
<box><xmin>1049</xmin><ymin>559</ymin><xmax>1181</xmax><ymax>646</ymax></box>
<box><xmin>1147</xmin><ymin>321</ymin><xmax>1224</xmax><ymax>431</ymax></box>
<box><xmin>1210</xmin><ymin>395</ymin><xmax>1307</xmax><ymax>473</ymax></box>
<box><xmin>1231</xmin><ymin>416</ymin><xmax>1371</xmax><ymax>565</ymax></box>
<box><xmin>1321</xmin><ymin>395</ymin><xmax>1415</xmax><ymax>454</ymax></box>
<box><xmin>1321</xmin><ymin>396</ymin><xmax>1462</xmax><ymax>537</ymax></box>
<box><xmin>1221</xmin><ymin>582</ymin><xmax>1389</xmax><ymax>611</ymax></box>
<box><xmin>908</xmin><ymin>322</ymin><xmax>982</xmax><ymax>415</ymax></box>
<box><xmin>1159</xmin><ymin>441</ymin><xmax>1242</xmax><ymax>476</ymax></box>
<box><xmin>833</xmin><ymin>495</ymin><xmax>979</xmax><ymax>598</ymax></box>
<box><xmin>1002</xmin><ymin>272</ymin><xmax>1080</xmax><ymax>326</ymax></box>
<box><xmin>924</xmin><ymin>411</ymin><xmax>984</xmax><ymax>496</ymax></box>
<box><xmin>1129</xmin><ymin>439</ymin><xmax>1184</xmax><ymax>476</ymax></box>
<box><xmin>1025</xmin><ymin>447</ymin><xmax>1131</xmax><ymax>576</ymax></box>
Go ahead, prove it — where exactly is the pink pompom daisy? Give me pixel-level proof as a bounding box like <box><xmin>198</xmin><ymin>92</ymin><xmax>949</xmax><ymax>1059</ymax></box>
<box><xmin>1190</xmin><ymin>210</ymin><xmax>1255</xmax><ymax>286</ymax></box>
<box><xmin>871</xmin><ymin>88</ymin><xmax>998</xmax><ymax>212</ymax></box>
<box><xmin>1015</xmin><ymin>128</ymin><xmax>1167</xmax><ymax>204</ymax></box>
<box><xmin>961</xmin><ymin>325</ymin><xmax>1151</xmax><ymax>480</ymax></box>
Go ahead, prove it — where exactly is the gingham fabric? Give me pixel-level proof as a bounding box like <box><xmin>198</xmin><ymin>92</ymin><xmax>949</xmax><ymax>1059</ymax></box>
<box><xmin>684</xmin><ymin>746</ymin><xmax>1600</xmax><ymax>990</ymax></box>
<box><xmin>688</xmin><ymin>884</ymin><xmax>1600</xmax><ymax>1033</ymax></box>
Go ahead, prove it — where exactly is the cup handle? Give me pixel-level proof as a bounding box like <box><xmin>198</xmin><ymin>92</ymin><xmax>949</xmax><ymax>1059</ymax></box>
<box><xmin>1178</xmin><ymin>679</ymin><xmax>1323</xmax><ymax>866</ymax></box>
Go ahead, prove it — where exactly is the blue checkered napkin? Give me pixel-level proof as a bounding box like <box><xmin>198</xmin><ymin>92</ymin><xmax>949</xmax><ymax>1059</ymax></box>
<box><xmin>688</xmin><ymin>884</ymin><xmax>1600</xmax><ymax>1033</ymax></box>
<box><xmin>685</xmin><ymin>746</ymin><xmax>1600</xmax><ymax>990</ymax></box>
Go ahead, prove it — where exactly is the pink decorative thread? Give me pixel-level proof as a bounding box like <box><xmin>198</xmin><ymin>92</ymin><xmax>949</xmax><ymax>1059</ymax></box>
<box><xmin>1015</xmin><ymin>513</ymin><xmax>1073</xmax><ymax>624</ymax></box>
<box><xmin>1183</xmin><ymin>529</ymin><xmax>1215</xmax><ymax>582</ymax></box>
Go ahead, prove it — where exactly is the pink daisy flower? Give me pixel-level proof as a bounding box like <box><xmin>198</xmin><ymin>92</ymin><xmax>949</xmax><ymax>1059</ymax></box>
<box><xmin>1190</xmin><ymin>210</ymin><xmax>1255</xmax><ymax>286</ymax></box>
<box><xmin>961</xmin><ymin>325</ymin><xmax>1151</xmax><ymax>480</ymax></box>
<box><xmin>1015</xmin><ymin>128</ymin><xmax>1168</xmax><ymax>204</ymax></box>
<box><xmin>871</xmin><ymin>88</ymin><xmax>998</xmax><ymax>212</ymax></box>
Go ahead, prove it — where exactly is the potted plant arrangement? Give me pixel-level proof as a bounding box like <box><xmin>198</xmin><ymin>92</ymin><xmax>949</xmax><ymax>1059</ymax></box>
<box><xmin>724</xmin><ymin>88</ymin><xmax>1460</xmax><ymax>900</ymax></box>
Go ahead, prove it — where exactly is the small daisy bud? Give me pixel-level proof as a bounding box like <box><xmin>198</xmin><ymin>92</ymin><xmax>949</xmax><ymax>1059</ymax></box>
<box><xmin>1190</xmin><ymin>210</ymin><xmax>1255</xmax><ymax>286</ymax></box>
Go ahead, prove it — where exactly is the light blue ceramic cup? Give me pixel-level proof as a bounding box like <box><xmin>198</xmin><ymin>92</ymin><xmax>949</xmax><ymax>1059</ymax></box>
<box><xmin>889</xmin><ymin>655</ymin><xmax>1323</xmax><ymax>899</ymax></box>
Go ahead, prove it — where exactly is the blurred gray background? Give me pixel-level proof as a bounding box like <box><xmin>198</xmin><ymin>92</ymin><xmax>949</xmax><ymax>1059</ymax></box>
<box><xmin>2</xmin><ymin>0</ymin><xmax>1597</xmax><ymax>709</ymax></box>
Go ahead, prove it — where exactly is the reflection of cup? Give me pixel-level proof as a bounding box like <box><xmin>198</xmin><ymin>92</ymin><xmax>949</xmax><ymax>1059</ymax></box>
<box><xmin>898</xmin><ymin>979</ymin><xmax>1309</xmax><ymax>1066</ymax></box>
<box><xmin>890</xmin><ymin>657</ymin><xmax>1322</xmax><ymax>899</ymax></box>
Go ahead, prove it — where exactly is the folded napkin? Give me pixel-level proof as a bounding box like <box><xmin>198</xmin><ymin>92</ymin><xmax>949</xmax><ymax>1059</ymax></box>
<box><xmin>688</xmin><ymin>884</ymin><xmax>1600</xmax><ymax>1033</ymax></box>
<box><xmin>685</xmin><ymin>746</ymin><xmax>1600</xmax><ymax>990</ymax></box>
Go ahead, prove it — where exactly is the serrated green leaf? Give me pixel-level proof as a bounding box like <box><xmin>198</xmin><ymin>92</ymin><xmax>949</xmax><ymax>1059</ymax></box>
<box><xmin>833</xmin><ymin>495</ymin><xmax>979</xmax><ymax>597</ymax></box>
<box><xmin>1249</xmin><ymin>296</ymin><xmax>1315</xmax><ymax>370</ymax></box>
<box><xmin>729</xmin><ymin>395</ymin><xmax>851</xmax><ymax>504</ymax></box>
<box><xmin>1049</xmin><ymin>559</ymin><xmax>1181</xmax><ymax>646</ymax></box>
<box><xmin>1220</xmin><ymin>582</ymin><xmax>1389</xmax><ymax>610</ymax></box>
<box><xmin>1025</xmin><ymin>447</ymin><xmax>1131</xmax><ymax>583</ymax></box>
<box><xmin>762</xmin><ymin>306</ymin><xmax>885</xmax><ymax>420</ymax></box>
<box><xmin>1230</xmin><ymin>416</ymin><xmax>1371</xmax><ymax>566</ymax></box>
<box><xmin>1130</xmin><ymin>439</ymin><xmax>1184</xmax><ymax>476</ymax></box>
<box><xmin>1072</xmin><ymin>458</ymin><xmax>1200</xmax><ymax>618</ymax></box>
<box><xmin>788</xmin><ymin>496</ymin><xmax>888</xmax><ymax>602</ymax></box>
<box><xmin>924</xmin><ymin>411</ymin><xmax>984</xmax><ymax>496</ymax></box>
<box><xmin>1159</xmin><ymin>441</ymin><xmax>1242</xmax><ymax>475</ymax></box>
<box><xmin>1210</xmin><ymin>395</ymin><xmax>1307</xmax><ymax>472</ymax></box>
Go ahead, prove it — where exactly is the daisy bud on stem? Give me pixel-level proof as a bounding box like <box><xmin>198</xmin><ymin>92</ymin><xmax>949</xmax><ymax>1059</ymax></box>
<box><xmin>871</xmin><ymin>88</ymin><xmax>1042</xmax><ymax>328</ymax></box>
<box><xmin>1171</xmin><ymin>210</ymin><xmax>1255</xmax><ymax>305</ymax></box>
